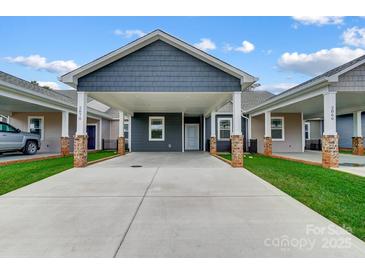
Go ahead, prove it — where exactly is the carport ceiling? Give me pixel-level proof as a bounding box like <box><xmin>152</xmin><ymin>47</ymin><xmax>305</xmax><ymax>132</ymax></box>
<box><xmin>88</xmin><ymin>92</ymin><xmax>233</xmax><ymax>115</ymax></box>
<box><xmin>0</xmin><ymin>95</ymin><xmax>59</xmax><ymax>113</ymax></box>
<box><xmin>273</xmin><ymin>92</ymin><xmax>365</xmax><ymax>119</ymax></box>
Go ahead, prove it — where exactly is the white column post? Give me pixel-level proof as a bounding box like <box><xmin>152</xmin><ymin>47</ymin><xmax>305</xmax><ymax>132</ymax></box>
<box><xmin>247</xmin><ymin>116</ymin><xmax>252</xmax><ymax>141</ymax></box>
<box><xmin>118</xmin><ymin>111</ymin><xmax>125</xmax><ymax>137</ymax></box>
<box><xmin>98</xmin><ymin>119</ymin><xmax>102</xmax><ymax>150</ymax></box>
<box><xmin>323</xmin><ymin>91</ymin><xmax>337</xmax><ymax>136</ymax></box>
<box><xmin>76</xmin><ymin>92</ymin><xmax>88</xmax><ymax>136</ymax></box>
<box><xmin>128</xmin><ymin>116</ymin><xmax>132</xmax><ymax>152</ymax></box>
<box><xmin>301</xmin><ymin>112</ymin><xmax>305</xmax><ymax>152</ymax></box>
<box><xmin>211</xmin><ymin>112</ymin><xmax>216</xmax><ymax>137</ymax></box>
<box><xmin>264</xmin><ymin>111</ymin><xmax>271</xmax><ymax>137</ymax></box>
<box><xmin>353</xmin><ymin>111</ymin><xmax>362</xmax><ymax>137</ymax></box>
<box><xmin>203</xmin><ymin>116</ymin><xmax>206</xmax><ymax>151</ymax></box>
<box><xmin>232</xmin><ymin>91</ymin><xmax>242</xmax><ymax>135</ymax></box>
<box><xmin>182</xmin><ymin>112</ymin><xmax>184</xmax><ymax>152</ymax></box>
<box><xmin>61</xmin><ymin>111</ymin><xmax>69</xmax><ymax>137</ymax></box>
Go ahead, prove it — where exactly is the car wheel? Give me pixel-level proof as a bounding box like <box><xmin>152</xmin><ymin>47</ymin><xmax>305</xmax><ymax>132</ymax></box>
<box><xmin>24</xmin><ymin>141</ymin><xmax>38</xmax><ymax>155</ymax></box>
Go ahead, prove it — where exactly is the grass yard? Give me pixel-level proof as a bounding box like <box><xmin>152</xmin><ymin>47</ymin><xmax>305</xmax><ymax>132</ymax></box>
<box><xmin>220</xmin><ymin>153</ymin><xmax>365</xmax><ymax>241</ymax></box>
<box><xmin>340</xmin><ymin>149</ymin><xmax>353</xmax><ymax>155</ymax></box>
<box><xmin>0</xmin><ymin>150</ymin><xmax>117</xmax><ymax>196</ymax></box>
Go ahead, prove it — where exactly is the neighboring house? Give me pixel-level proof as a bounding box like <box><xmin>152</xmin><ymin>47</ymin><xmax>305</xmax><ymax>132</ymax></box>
<box><xmin>247</xmin><ymin>54</ymin><xmax>365</xmax><ymax>167</ymax></box>
<box><xmin>0</xmin><ymin>71</ymin><xmax>126</xmax><ymax>154</ymax></box>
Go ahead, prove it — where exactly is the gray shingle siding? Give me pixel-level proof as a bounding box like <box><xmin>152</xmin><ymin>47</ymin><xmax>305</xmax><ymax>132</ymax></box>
<box><xmin>131</xmin><ymin>112</ymin><xmax>182</xmax><ymax>152</ymax></box>
<box><xmin>337</xmin><ymin>112</ymin><xmax>365</xmax><ymax>148</ymax></box>
<box><xmin>78</xmin><ymin>40</ymin><xmax>241</xmax><ymax>92</ymax></box>
<box><xmin>329</xmin><ymin>64</ymin><xmax>365</xmax><ymax>92</ymax></box>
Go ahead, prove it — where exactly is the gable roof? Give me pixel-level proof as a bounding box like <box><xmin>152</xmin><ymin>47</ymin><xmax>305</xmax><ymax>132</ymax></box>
<box><xmin>60</xmin><ymin>29</ymin><xmax>257</xmax><ymax>89</ymax></box>
<box><xmin>246</xmin><ymin>54</ymin><xmax>365</xmax><ymax>114</ymax></box>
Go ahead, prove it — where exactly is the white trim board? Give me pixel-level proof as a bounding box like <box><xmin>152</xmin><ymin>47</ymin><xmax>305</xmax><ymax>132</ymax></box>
<box><xmin>148</xmin><ymin>116</ymin><xmax>165</xmax><ymax>141</ymax></box>
<box><xmin>271</xmin><ymin>116</ymin><xmax>285</xmax><ymax>142</ymax></box>
<box><xmin>217</xmin><ymin>117</ymin><xmax>232</xmax><ymax>141</ymax></box>
<box><xmin>27</xmin><ymin>116</ymin><xmax>44</xmax><ymax>141</ymax></box>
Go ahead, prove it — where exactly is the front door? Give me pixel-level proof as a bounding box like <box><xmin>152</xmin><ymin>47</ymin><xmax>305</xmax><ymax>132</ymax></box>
<box><xmin>86</xmin><ymin>125</ymin><xmax>96</xmax><ymax>150</ymax></box>
<box><xmin>185</xmin><ymin>124</ymin><xmax>199</xmax><ymax>151</ymax></box>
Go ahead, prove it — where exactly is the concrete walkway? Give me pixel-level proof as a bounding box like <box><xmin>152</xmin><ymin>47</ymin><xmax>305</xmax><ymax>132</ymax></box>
<box><xmin>0</xmin><ymin>152</ymin><xmax>364</xmax><ymax>257</ymax></box>
<box><xmin>274</xmin><ymin>151</ymin><xmax>365</xmax><ymax>177</ymax></box>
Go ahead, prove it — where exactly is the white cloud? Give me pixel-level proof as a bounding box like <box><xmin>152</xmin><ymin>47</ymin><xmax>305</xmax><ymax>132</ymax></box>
<box><xmin>5</xmin><ymin>55</ymin><xmax>78</xmax><ymax>74</ymax></box>
<box><xmin>277</xmin><ymin>47</ymin><xmax>365</xmax><ymax>76</ymax></box>
<box><xmin>37</xmin><ymin>81</ymin><xmax>61</xmax><ymax>90</ymax></box>
<box><xmin>256</xmin><ymin>83</ymin><xmax>298</xmax><ymax>94</ymax></box>
<box><xmin>194</xmin><ymin>38</ymin><xmax>216</xmax><ymax>52</ymax></box>
<box><xmin>292</xmin><ymin>16</ymin><xmax>344</xmax><ymax>26</ymax></box>
<box><xmin>114</xmin><ymin>29</ymin><xmax>146</xmax><ymax>39</ymax></box>
<box><xmin>224</xmin><ymin>40</ymin><xmax>255</xmax><ymax>54</ymax></box>
<box><xmin>235</xmin><ymin>40</ymin><xmax>255</xmax><ymax>53</ymax></box>
<box><xmin>343</xmin><ymin>27</ymin><xmax>365</xmax><ymax>47</ymax></box>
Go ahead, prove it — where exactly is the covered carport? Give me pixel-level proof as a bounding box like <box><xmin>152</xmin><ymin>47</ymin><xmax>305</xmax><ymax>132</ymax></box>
<box><xmin>247</xmin><ymin>55</ymin><xmax>365</xmax><ymax>168</ymax></box>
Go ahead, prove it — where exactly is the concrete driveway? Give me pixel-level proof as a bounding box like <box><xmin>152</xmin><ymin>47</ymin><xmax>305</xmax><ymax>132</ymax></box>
<box><xmin>0</xmin><ymin>152</ymin><xmax>365</xmax><ymax>257</ymax></box>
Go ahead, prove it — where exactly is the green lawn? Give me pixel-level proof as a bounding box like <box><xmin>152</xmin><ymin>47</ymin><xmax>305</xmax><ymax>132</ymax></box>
<box><xmin>220</xmin><ymin>153</ymin><xmax>365</xmax><ymax>241</ymax></box>
<box><xmin>0</xmin><ymin>150</ymin><xmax>117</xmax><ymax>196</ymax></box>
<box><xmin>340</xmin><ymin>149</ymin><xmax>353</xmax><ymax>155</ymax></box>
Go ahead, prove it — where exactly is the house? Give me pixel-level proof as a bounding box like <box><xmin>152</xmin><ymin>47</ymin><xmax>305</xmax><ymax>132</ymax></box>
<box><xmin>60</xmin><ymin>29</ymin><xmax>257</xmax><ymax>167</ymax></box>
<box><xmin>0</xmin><ymin>71</ymin><xmax>125</xmax><ymax>155</ymax></box>
<box><xmin>246</xmin><ymin>54</ymin><xmax>365</xmax><ymax>167</ymax></box>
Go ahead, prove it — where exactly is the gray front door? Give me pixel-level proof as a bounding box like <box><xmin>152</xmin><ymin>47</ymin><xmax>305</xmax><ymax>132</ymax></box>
<box><xmin>185</xmin><ymin>124</ymin><xmax>199</xmax><ymax>150</ymax></box>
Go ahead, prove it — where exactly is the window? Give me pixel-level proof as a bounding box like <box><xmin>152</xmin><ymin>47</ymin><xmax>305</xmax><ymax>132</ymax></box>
<box><xmin>149</xmin><ymin>116</ymin><xmax>165</xmax><ymax>141</ymax></box>
<box><xmin>0</xmin><ymin>122</ymin><xmax>17</xmax><ymax>133</ymax></box>
<box><xmin>305</xmin><ymin>122</ymin><xmax>310</xmax><ymax>140</ymax></box>
<box><xmin>28</xmin><ymin>116</ymin><xmax>44</xmax><ymax>140</ymax></box>
<box><xmin>271</xmin><ymin>117</ymin><xmax>284</xmax><ymax>141</ymax></box>
<box><xmin>217</xmin><ymin>117</ymin><xmax>232</xmax><ymax>141</ymax></box>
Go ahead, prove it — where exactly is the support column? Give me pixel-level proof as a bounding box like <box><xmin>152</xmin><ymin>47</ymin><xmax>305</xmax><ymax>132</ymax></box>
<box><xmin>60</xmin><ymin>111</ymin><xmax>70</xmax><ymax>156</ymax></box>
<box><xmin>118</xmin><ymin>111</ymin><xmax>125</xmax><ymax>155</ymax></box>
<box><xmin>322</xmin><ymin>91</ymin><xmax>339</xmax><ymax>168</ymax></box>
<box><xmin>264</xmin><ymin>111</ymin><xmax>272</xmax><ymax>156</ymax></box>
<box><xmin>210</xmin><ymin>112</ymin><xmax>217</xmax><ymax>154</ymax></box>
<box><xmin>74</xmin><ymin>92</ymin><xmax>88</xmax><ymax>167</ymax></box>
<box><xmin>231</xmin><ymin>91</ymin><xmax>243</xmax><ymax>167</ymax></box>
<box><xmin>352</xmin><ymin>111</ymin><xmax>364</xmax><ymax>155</ymax></box>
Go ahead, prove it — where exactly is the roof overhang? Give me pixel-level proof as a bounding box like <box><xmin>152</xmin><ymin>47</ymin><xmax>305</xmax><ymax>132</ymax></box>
<box><xmin>0</xmin><ymin>79</ymin><xmax>114</xmax><ymax>120</ymax></box>
<box><xmin>60</xmin><ymin>30</ymin><xmax>257</xmax><ymax>89</ymax></box>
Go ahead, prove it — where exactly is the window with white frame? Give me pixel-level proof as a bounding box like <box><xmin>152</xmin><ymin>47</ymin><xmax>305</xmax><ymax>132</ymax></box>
<box><xmin>217</xmin><ymin>117</ymin><xmax>232</xmax><ymax>141</ymax></box>
<box><xmin>271</xmin><ymin>117</ymin><xmax>284</xmax><ymax>141</ymax></box>
<box><xmin>305</xmin><ymin>122</ymin><xmax>310</xmax><ymax>140</ymax></box>
<box><xmin>28</xmin><ymin>116</ymin><xmax>44</xmax><ymax>140</ymax></box>
<box><xmin>149</xmin><ymin>116</ymin><xmax>165</xmax><ymax>141</ymax></box>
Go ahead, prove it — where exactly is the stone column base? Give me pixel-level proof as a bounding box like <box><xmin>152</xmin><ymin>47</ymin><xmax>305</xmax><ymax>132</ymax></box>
<box><xmin>263</xmin><ymin>137</ymin><xmax>272</xmax><ymax>156</ymax></box>
<box><xmin>210</xmin><ymin>136</ymin><xmax>217</xmax><ymax>155</ymax></box>
<box><xmin>118</xmin><ymin>136</ymin><xmax>126</xmax><ymax>155</ymax></box>
<box><xmin>60</xmin><ymin>137</ymin><xmax>70</xmax><ymax>157</ymax></box>
<box><xmin>231</xmin><ymin>135</ymin><xmax>244</xmax><ymax>168</ymax></box>
<box><xmin>352</xmin><ymin>137</ymin><xmax>364</xmax><ymax>156</ymax></box>
<box><xmin>322</xmin><ymin>135</ymin><xmax>339</xmax><ymax>168</ymax></box>
<box><xmin>74</xmin><ymin>135</ymin><xmax>88</xmax><ymax>168</ymax></box>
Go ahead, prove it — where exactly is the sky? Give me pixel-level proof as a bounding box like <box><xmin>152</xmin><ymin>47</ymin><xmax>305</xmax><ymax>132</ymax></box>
<box><xmin>1</xmin><ymin>16</ymin><xmax>365</xmax><ymax>93</ymax></box>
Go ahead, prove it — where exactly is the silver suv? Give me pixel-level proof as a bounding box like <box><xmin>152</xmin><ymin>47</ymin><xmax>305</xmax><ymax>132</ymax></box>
<box><xmin>0</xmin><ymin>122</ymin><xmax>41</xmax><ymax>155</ymax></box>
